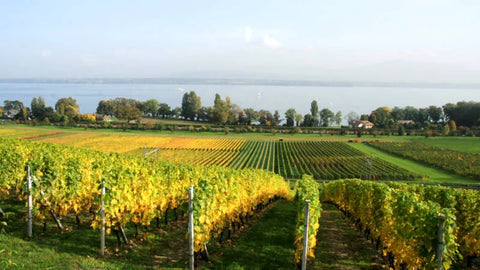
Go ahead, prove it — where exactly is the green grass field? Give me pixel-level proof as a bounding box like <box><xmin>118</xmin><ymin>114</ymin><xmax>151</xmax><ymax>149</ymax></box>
<box><xmin>407</xmin><ymin>136</ymin><xmax>480</xmax><ymax>153</ymax></box>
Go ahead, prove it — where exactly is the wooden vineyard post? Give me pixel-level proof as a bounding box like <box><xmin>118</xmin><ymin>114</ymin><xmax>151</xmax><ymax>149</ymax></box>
<box><xmin>143</xmin><ymin>144</ymin><xmax>146</xmax><ymax>157</ymax></box>
<box><xmin>437</xmin><ymin>214</ymin><xmax>445</xmax><ymax>270</ymax></box>
<box><xmin>100</xmin><ymin>178</ymin><xmax>106</xmax><ymax>257</ymax></box>
<box><xmin>368</xmin><ymin>155</ymin><xmax>373</xmax><ymax>180</ymax></box>
<box><xmin>27</xmin><ymin>165</ymin><xmax>33</xmax><ymax>238</ymax></box>
<box><xmin>301</xmin><ymin>200</ymin><xmax>311</xmax><ymax>270</ymax></box>
<box><xmin>363</xmin><ymin>156</ymin><xmax>373</xmax><ymax>180</ymax></box>
<box><xmin>188</xmin><ymin>186</ymin><xmax>194</xmax><ymax>270</ymax></box>
<box><xmin>362</xmin><ymin>157</ymin><xmax>367</xmax><ymax>179</ymax></box>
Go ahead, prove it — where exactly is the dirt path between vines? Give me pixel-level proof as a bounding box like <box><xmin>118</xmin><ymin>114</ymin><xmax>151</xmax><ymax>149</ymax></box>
<box><xmin>311</xmin><ymin>203</ymin><xmax>388</xmax><ymax>270</ymax></box>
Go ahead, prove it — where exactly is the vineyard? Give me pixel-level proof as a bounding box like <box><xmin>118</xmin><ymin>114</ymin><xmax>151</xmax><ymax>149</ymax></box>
<box><xmin>28</xmin><ymin>130</ymin><xmax>423</xmax><ymax>181</ymax></box>
<box><xmin>228</xmin><ymin>140</ymin><xmax>422</xmax><ymax>180</ymax></box>
<box><xmin>273</xmin><ymin>141</ymin><xmax>422</xmax><ymax>180</ymax></box>
<box><xmin>369</xmin><ymin>141</ymin><xmax>480</xmax><ymax>179</ymax></box>
<box><xmin>321</xmin><ymin>179</ymin><xmax>480</xmax><ymax>269</ymax></box>
<box><xmin>1</xmin><ymin>126</ymin><xmax>480</xmax><ymax>268</ymax></box>
<box><xmin>0</xmin><ymin>138</ymin><xmax>290</xmax><ymax>258</ymax></box>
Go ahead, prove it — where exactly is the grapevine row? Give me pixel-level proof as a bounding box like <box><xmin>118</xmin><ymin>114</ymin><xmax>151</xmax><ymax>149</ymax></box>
<box><xmin>0</xmin><ymin>138</ymin><xmax>290</xmax><ymax>252</ymax></box>
<box><xmin>369</xmin><ymin>141</ymin><xmax>480</xmax><ymax>179</ymax></box>
<box><xmin>321</xmin><ymin>180</ymin><xmax>457</xmax><ymax>268</ymax></box>
<box><xmin>385</xmin><ymin>182</ymin><xmax>480</xmax><ymax>260</ymax></box>
<box><xmin>275</xmin><ymin>141</ymin><xmax>422</xmax><ymax>180</ymax></box>
<box><xmin>293</xmin><ymin>175</ymin><xmax>321</xmax><ymax>264</ymax></box>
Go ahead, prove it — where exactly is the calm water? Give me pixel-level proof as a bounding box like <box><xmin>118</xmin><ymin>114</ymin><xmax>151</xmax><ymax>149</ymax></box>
<box><xmin>1</xmin><ymin>83</ymin><xmax>479</xmax><ymax>120</ymax></box>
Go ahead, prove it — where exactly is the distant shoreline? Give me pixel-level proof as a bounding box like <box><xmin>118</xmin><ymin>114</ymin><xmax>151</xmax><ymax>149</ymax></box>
<box><xmin>1</xmin><ymin>78</ymin><xmax>480</xmax><ymax>89</ymax></box>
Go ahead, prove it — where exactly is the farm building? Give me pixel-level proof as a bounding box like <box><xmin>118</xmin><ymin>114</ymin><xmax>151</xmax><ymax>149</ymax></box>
<box><xmin>350</xmin><ymin>120</ymin><xmax>375</xmax><ymax>129</ymax></box>
<box><xmin>397</xmin><ymin>120</ymin><xmax>414</xmax><ymax>125</ymax></box>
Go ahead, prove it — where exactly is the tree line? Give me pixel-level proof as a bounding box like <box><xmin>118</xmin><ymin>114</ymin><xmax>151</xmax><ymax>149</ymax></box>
<box><xmin>1</xmin><ymin>93</ymin><xmax>479</xmax><ymax>130</ymax></box>
<box><xmin>95</xmin><ymin>92</ymin><xmax>343</xmax><ymax>127</ymax></box>
<box><xmin>360</xmin><ymin>101</ymin><xmax>480</xmax><ymax>129</ymax></box>
<box><xmin>1</xmin><ymin>97</ymin><xmax>83</xmax><ymax>124</ymax></box>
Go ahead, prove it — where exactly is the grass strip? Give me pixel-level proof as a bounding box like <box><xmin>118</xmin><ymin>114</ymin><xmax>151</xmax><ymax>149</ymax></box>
<box><xmin>209</xmin><ymin>199</ymin><xmax>296</xmax><ymax>269</ymax></box>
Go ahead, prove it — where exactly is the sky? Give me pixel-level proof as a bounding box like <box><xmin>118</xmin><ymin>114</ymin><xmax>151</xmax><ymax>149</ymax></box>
<box><xmin>1</xmin><ymin>0</ymin><xmax>480</xmax><ymax>83</ymax></box>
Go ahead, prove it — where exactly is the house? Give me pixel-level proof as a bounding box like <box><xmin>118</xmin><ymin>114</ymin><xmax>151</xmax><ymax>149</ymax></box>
<box><xmin>397</xmin><ymin>120</ymin><xmax>414</xmax><ymax>125</ymax></box>
<box><xmin>351</xmin><ymin>120</ymin><xmax>375</xmax><ymax>129</ymax></box>
<box><xmin>95</xmin><ymin>114</ymin><xmax>111</xmax><ymax>122</ymax></box>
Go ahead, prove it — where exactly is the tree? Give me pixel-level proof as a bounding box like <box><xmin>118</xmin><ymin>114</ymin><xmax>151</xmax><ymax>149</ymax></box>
<box><xmin>117</xmin><ymin>104</ymin><xmax>142</xmax><ymax>123</ymax></box>
<box><xmin>428</xmin><ymin>105</ymin><xmax>443</xmax><ymax>124</ymax></box>
<box><xmin>21</xmin><ymin>107</ymin><xmax>28</xmax><ymax>121</ymax></box>
<box><xmin>319</xmin><ymin>108</ymin><xmax>334</xmax><ymax>127</ymax></box>
<box><xmin>181</xmin><ymin>91</ymin><xmax>201</xmax><ymax>120</ymax></box>
<box><xmin>391</xmin><ymin>107</ymin><xmax>405</xmax><ymax>121</ymax></box>
<box><xmin>44</xmin><ymin>107</ymin><xmax>55</xmax><ymax>122</ymax></box>
<box><xmin>443</xmin><ymin>101</ymin><xmax>480</xmax><ymax>127</ymax></box>
<box><xmin>172</xmin><ymin>107</ymin><xmax>181</xmax><ymax>118</ymax></box>
<box><xmin>442</xmin><ymin>103</ymin><xmax>457</xmax><ymax>123</ymax></box>
<box><xmin>442</xmin><ymin>124</ymin><xmax>450</xmax><ymax>136</ymax></box>
<box><xmin>258</xmin><ymin>110</ymin><xmax>273</xmax><ymax>125</ymax></box>
<box><xmin>96</xmin><ymin>100</ymin><xmax>114</xmax><ymax>116</ymax></box>
<box><xmin>345</xmin><ymin>111</ymin><xmax>359</xmax><ymax>126</ymax></box>
<box><xmin>157</xmin><ymin>103</ymin><xmax>171</xmax><ymax>118</ymax></box>
<box><xmin>302</xmin><ymin>114</ymin><xmax>312</xmax><ymax>127</ymax></box>
<box><xmin>265</xmin><ymin>111</ymin><xmax>274</xmax><ymax>125</ymax></box>
<box><xmin>244</xmin><ymin>108</ymin><xmax>259</xmax><ymax>125</ymax></box>
<box><xmin>55</xmin><ymin>97</ymin><xmax>79</xmax><ymax>120</ymax></box>
<box><xmin>295</xmin><ymin>113</ymin><xmax>303</xmax><ymax>126</ymax></box>
<box><xmin>226</xmin><ymin>97</ymin><xmax>241</xmax><ymax>124</ymax></box>
<box><xmin>213</xmin><ymin>94</ymin><xmax>229</xmax><ymax>124</ymax></box>
<box><xmin>404</xmin><ymin>106</ymin><xmax>419</xmax><ymax>121</ymax></box>
<box><xmin>143</xmin><ymin>99</ymin><xmax>159</xmax><ymax>117</ymax></box>
<box><xmin>448</xmin><ymin>120</ymin><xmax>457</xmax><ymax>132</ymax></box>
<box><xmin>310</xmin><ymin>100</ymin><xmax>319</xmax><ymax>126</ymax></box>
<box><xmin>417</xmin><ymin>108</ymin><xmax>430</xmax><ymax>126</ymax></box>
<box><xmin>334</xmin><ymin>111</ymin><xmax>342</xmax><ymax>126</ymax></box>
<box><xmin>273</xmin><ymin>110</ymin><xmax>281</xmax><ymax>126</ymax></box>
<box><xmin>285</xmin><ymin>108</ymin><xmax>296</xmax><ymax>127</ymax></box>
<box><xmin>31</xmin><ymin>97</ymin><xmax>46</xmax><ymax>120</ymax></box>
<box><xmin>369</xmin><ymin>107</ymin><xmax>392</xmax><ymax>128</ymax></box>
<box><xmin>3</xmin><ymin>100</ymin><xmax>24</xmax><ymax>119</ymax></box>
<box><xmin>101</xmin><ymin>98</ymin><xmax>138</xmax><ymax>117</ymax></box>
<box><xmin>198</xmin><ymin>106</ymin><xmax>213</xmax><ymax>122</ymax></box>
<box><xmin>238</xmin><ymin>110</ymin><xmax>247</xmax><ymax>125</ymax></box>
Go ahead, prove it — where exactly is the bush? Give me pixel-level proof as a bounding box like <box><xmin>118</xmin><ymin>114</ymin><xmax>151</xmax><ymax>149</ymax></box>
<box><xmin>145</xmin><ymin>121</ymin><xmax>153</xmax><ymax>130</ymax></box>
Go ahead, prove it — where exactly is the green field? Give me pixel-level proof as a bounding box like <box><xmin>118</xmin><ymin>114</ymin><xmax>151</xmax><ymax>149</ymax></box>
<box><xmin>408</xmin><ymin>136</ymin><xmax>480</xmax><ymax>153</ymax></box>
<box><xmin>350</xmin><ymin>143</ymin><xmax>478</xmax><ymax>184</ymax></box>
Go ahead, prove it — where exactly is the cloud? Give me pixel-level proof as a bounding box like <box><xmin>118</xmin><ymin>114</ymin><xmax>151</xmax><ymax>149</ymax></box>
<box><xmin>244</xmin><ymin>27</ymin><xmax>252</xmax><ymax>42</ymax></box>
<box><xmin>40</xmin><ymin>49</ymin><xmax>51</xmax><ymax>57</ymax></box>
<box><xmin>263</xmin><ymin>34</ymin><xmax>281</xmax><ymax>49</ymax></box>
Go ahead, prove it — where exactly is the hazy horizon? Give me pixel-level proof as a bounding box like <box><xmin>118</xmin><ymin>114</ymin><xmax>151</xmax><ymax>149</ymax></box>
<box><xmin>1</xmin><ymin>1</ymin><xmax>480</xmax><ymax>84</ymax></box>
<box><xmin>2</xmin><ymin>83</ymin><xmax>479</xmax><ymax>124</ymax></box>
